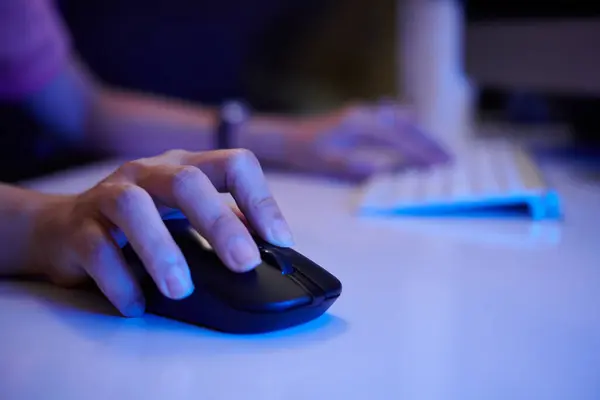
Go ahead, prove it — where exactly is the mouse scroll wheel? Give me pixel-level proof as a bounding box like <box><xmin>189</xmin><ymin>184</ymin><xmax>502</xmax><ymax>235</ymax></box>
<box><xmin>259</xmin><ymin>247</ymin><xmax>294</xmax><ymax>275</ymax></box>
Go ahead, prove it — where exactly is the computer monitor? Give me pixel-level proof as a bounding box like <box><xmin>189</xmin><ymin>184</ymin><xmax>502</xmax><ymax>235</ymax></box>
<box><xmin>464</xmin><ymin>4</ymin><xmax>600</xmax><ymax>145</ymax></box>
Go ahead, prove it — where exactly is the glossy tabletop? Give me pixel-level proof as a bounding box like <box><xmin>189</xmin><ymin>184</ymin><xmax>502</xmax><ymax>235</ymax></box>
<box><xmin>1</xmin><ymin>156</ymin><xmax>600</xmax><ymax>400</ymax></box>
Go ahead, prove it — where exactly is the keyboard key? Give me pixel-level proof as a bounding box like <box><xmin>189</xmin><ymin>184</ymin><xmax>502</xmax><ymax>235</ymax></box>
<box><xmin>358</xmin><ymin>140</ymin><xmax>560</xmax><ymax>219</ymax></box>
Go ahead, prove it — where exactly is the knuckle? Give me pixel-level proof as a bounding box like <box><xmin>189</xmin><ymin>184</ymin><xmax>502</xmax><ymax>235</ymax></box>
<box><xmin>208</xmin><ymin>211</ymin><xmax>241</xmax><ymax>236</ymax></box>
<box><xmin>109</xmin><ymin>183</ymin><xmax>148</xmax><ymax>215</ymax></box>
<box><xmin>224</xmin><ymin>149</ymin><xmax>261</xmax><ymax>188</ymax></box>
<box><xmin>226</xmin><ymin>148</ymin><xmax>259</xmax><ymax>171</ymax></box>
<box><xmin>251</xmin><ymin>195</ymin><xmax>283</xmax><ymax>219</ymax></box>
<box><xmin>171</xmin><ymin>166</ymin><xmax>205</xmax><ymax>199</ymax></box>
<box><xmin>162</xmin><ymin>149</ymin><xmax>188</xmax><ymax>161</ymax></box>
<box><xmin>252</xmin><ymin>195</ymin><xmax>279</xmax><ymax>212</ymax></box>
<box><xmin>117</xmin><ymin>160</ymin><xmax>145</xmax><ymax>176</ymax></box>
<box><xmin>93</xmin><ymin>182</ymin><xmax>115</xmax><ymax>198</ymax></box>
<box><xmin>79</xmin><ymin>225</ymin><xmax>110</xmax><ymax>268</ymax></box>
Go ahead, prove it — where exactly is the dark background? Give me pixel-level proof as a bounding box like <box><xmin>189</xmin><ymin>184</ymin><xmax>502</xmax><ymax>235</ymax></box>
<box><xmin>0</xmin><ymin>1</ymin><xmax>598</xmax><ymax>183</ymax></box>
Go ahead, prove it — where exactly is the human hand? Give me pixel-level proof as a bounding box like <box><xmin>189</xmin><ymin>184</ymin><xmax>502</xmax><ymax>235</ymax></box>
<box><xmin>32</xmin><ymin>149</ymin><xmax>293</xmax><ymax>317</ymax></box>
<box><xmin>244</xmin><ymin>102</ymin><xmax>451</xmax><ymax>182</ymax></box>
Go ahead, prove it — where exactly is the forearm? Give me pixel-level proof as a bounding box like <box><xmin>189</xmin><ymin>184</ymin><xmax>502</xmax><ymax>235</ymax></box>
<box><xmin>23</xmin><ymin>57</ymin><xmax>300</xmax><ymax>162</ymax></box>
<box><xmin>22</xmin><ymin>58</ymin><xmax>218</xmax><ymax>158</ymax></box>
<box><xmin>86</xmin><ymin>87</ymin><xmax>218</xmax><ymax>158</ymax></box>
<box><xmin>84</xmin><ymin>87</ymin><xmax>304</xmax><ymax>168</ymax></box>
<box><xmin>87</xmin><ymin>80</ymin><xmax>302</xmax><ymax>161</ymax></box>
<box><xmin>23</xmin><ymin>57</ymin><xmax>290</xmax><ymax>159</ymax></box>
<box><xmin>0</xmin><ymin>184</ymin><xmax>64</xmax><ymax>277</ymax></box>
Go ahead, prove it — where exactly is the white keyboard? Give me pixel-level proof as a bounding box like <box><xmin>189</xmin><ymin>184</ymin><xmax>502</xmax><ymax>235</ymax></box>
<box><xmin>358</xmin><ymin>141</ymin><xmax>562</xmax><ymax>220</ymax></box>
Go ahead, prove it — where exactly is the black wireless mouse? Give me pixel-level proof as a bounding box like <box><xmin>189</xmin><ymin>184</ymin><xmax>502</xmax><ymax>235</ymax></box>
<box><xmin>122</xmin><ymin>218</ymin><xmax>342</xmax><ymax>334</ymax></box>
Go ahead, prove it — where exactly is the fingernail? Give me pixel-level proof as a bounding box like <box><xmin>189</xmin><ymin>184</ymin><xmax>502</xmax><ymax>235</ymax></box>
<box><xmin>230</xmin><ymin>236</ymin><xmax>260</xmax><ymax>271</ymax></box>
<box><xmin>268</xmin><ymin>219</ymin><xmax>295</xmax><ymax>247</ymax></box>
<box><xmin>165</xmin><ymin>265</ymin><xmax>194</xmax><ymax>299</ymax></box>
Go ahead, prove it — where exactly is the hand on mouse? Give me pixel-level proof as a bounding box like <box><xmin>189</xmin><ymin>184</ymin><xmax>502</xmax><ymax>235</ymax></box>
<box><xmin>30</xmin><ymin>149</ymin><xmax>294</xmax><ymax>317</ymax></box>
<box><xmin>241</xmin><ymin>102</ymin><xmax>451</xmax><ymax>182</ymax></box>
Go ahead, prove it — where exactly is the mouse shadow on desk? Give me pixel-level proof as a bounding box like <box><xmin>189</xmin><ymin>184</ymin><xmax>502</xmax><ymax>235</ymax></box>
<box><xmin>17</xmin><ymin>281</ymin><xmax>349</xmax><ymax>357</ymax></box>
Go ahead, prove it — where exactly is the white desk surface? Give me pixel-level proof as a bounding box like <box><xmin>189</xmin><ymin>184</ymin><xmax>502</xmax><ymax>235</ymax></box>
<box><xmin>1</xmin><ymin>157</ymin><xmax>599</xmax><ymax>400</ymax></box>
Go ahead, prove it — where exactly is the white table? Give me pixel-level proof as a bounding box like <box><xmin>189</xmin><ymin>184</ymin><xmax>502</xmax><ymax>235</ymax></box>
<box><xmin>1</xmin><ymin>157</ymin><xmax>600</xmax><ymax>400</ymax></box>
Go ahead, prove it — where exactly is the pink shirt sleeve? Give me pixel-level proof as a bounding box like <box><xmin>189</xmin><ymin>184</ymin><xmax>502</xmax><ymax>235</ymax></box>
<box><xmin>0</xmin><ymin>0</ymin><xmax>71</xmax><ymax>100</ymax></box>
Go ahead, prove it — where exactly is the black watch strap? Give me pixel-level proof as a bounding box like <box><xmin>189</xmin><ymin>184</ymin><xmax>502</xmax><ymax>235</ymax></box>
<box><xmin>217</xmin><ymin>114</ymin><xmax>231</xmax><ymax>149</ymax></box>
<box><xmin>216</xmin><ymin>100</ymin><xmax>249</xmax><ymax>149</ymax></box>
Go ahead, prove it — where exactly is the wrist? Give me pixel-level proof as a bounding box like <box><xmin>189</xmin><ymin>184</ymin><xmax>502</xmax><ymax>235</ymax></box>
<box><xmin>26</xmin><ymin>193</ymin><xmax>74</xmax><ymax>278</ymax></box>
<box><xmin>0</xmin><ymin>185</ymin><xmax>71</xmax><ymax>278</ymax></box>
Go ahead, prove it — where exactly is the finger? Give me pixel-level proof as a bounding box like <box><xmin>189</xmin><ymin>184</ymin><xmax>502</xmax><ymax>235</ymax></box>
<box><xmin>133</xmin><ymin>164</ymin><xmax>261</xmax><ymax>272</ymax></box>
<box><xmin>230</xmin><ymin>205</ymin><xmax>252</xmax><ymax>231</ymax></box>
<box><xmin>390</xmin><ymin>109</ymin><xmax>452</xmax><ymax>163</ymax></box>
<box><xmin>75</xmin><ymin>221</ymin><xmax>145</xmax><ymax>317</ymax></box>
<box><xmin>372</xmin><ymin>104</ymin><xmax>451</xmax><ymax>165</ymax></box>
<box><xmin>401</xmin><ymin>123</ymin><xmax>451</xmax><ymax>164</ymax></box>
<box><xmin>180</xmin><ymin>149</ymin><xmax>294</xmax><ymax>248</ymax></box>
<box><xmin>343</xmin><ymin>105</ymin><xmax>431</xmax><ymax>166</ymax></box>
<box><xmin>96</xmin><ymin>182</ymin><xmax>194</xmax><ymax>300</ymax></box>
